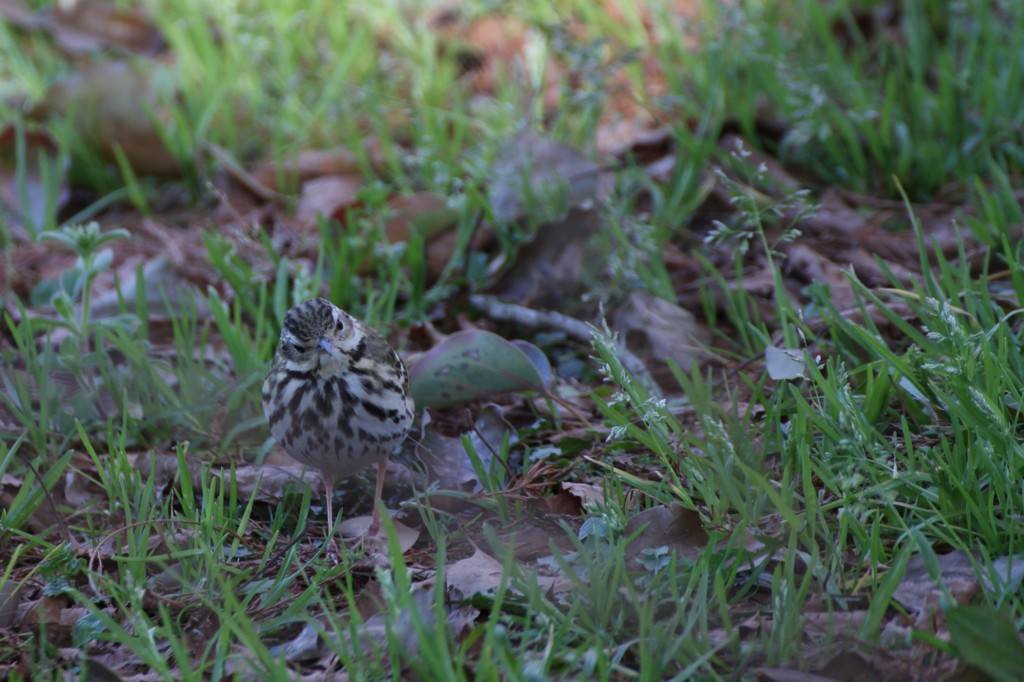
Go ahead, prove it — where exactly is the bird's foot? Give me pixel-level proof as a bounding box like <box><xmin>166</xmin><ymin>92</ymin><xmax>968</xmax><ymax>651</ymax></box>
<box><xmin>323</xmin><ymin>536</ymin><xmax>341</xmax><ymax>564</ymax></box>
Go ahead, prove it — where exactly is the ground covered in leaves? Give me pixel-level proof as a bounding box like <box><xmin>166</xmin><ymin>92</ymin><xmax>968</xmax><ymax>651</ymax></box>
<box><xmin>2</xmin><ymin>1</ymin><xmax>1024</xmax><ymax>681</ymax></box>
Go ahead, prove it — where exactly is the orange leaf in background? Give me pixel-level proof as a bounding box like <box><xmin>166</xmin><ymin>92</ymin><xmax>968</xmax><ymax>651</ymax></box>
<box><xmin>429</xmin><ymin>11</ymin><xmax>530</xmax><ymax>94</ymax></box>
<box><xmin>295</xmin><ymin>174</ymin><xmax>363</xmax><ymax>229</ymax></box>
<box><xmin>383</xmin><ymin>193</ymin><xmax>453</xmax><ymax>243</ymax></box>
<box><xmin>382</xmin><ymin>193</ymin><xmax>462</xmax><ymax>281</ymax></box>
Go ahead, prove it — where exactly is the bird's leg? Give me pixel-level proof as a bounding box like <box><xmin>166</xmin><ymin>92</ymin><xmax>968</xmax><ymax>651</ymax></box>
<box><xmin>322</xmin><ymin>474</ymin><xmax>339</xmax><ymax>560</ymax></box>
<box><xmin>366</xmin><ymin>459</ymin><xmax>388</xmax><ymax>539</ymax></box>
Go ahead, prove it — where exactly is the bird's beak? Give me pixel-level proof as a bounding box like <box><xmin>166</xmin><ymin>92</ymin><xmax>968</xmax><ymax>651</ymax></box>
<box><xmin>318</xmin><ymin>339</ymin><xmax>333</xmax><ymax>355</ymax></box>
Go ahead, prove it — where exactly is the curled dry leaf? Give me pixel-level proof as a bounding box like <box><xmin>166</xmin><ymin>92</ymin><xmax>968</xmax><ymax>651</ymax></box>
<box><xmin>270</xmin><ymin>622</ymin><xmax>323</xmax><ymax>663</ymax></box>
<box><xmin>596</xmin><ymin>120</ymin><xmax>672</xmax><ymax>166</ymax></box>
<box><xmin>23</xmin><ymin>598</ymin><xmax>92</xmax><ymax>638</ymax></box>
<box><xmin>63</xmin><ymin>468</ymin><xmax>95</xmax><ymax>508</ymax></box>
<box><xmin>363</xmin><ymin>586</ymin><xmax>438</xmax><ymax>659</ymax></box>
<box><xmin>495</xmin><ymin>516</ymin><xmax>578</xmax><ymax>560</ymax></box>
<box><xmin>429</xmin><ymin>10</ymin><xmax>537</xmax><ymax>95</ymax></box>
<box><xmin>802</xmin><ymin>611</ymin><xmax>870</xmax><ymax>639</ymax></box>
<box><xmin>51</xmin><ymin>0</ymin><xmax>163</xmax><ymax>54</ymax></box>
<box><xmin>753</xmin><ymin>664</ymin><xmax>858</xmax><ymax>682</ymax></box>
<box><xmin>338</xmin><ymin>515</ymin><xmax>419</xmax><ymax>552</ymax></box>
<box><xmin>384</xmin><ymin>193</ymin><xmax>458</xmax><ymax>244</ymax></box>
<box><xmin>561</xmin><ymin>481</ymin><xmax>605</xmax><ymax>510</ymax></box>
<box><xmin>206</xmin><ymin>142</ymin><xmax>281</xmax><ymax>201</ymax></box>
<box><xmin>274</xmin><ymin>585</ymin><xmax>459</xmax><ymax>666</ymax></box>
<box><xmin>802</xmin><ymin>187</ymin><xmax>871</xmax><ymax>238</ymax></box>
<box><xmin>983</xmin><ymin>554</ymin><xmax>1024</xmax><ymax>594</ymax></box>
<box><xmin>446</xmin><ymin>549</ymin><xmax>507</xmax><ymax>599</ymax></box>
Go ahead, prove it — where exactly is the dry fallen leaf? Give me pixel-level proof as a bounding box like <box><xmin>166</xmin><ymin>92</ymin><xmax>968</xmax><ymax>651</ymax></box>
<box><xmin>446</xmin><ymin>548</ymin><xmax>571</xmax><ymax>599</ymax></box>
<box><xmin>35</xmin><ymin>60</ymin><xmax>182</xmax><ymax>176</ymax></box>
<box><xmin>561</xmin><ymin>481</ymin><xmax>605</xmax><ymax>510</ymax></box>
<box><xmin>338</xmin><ymin>515</ymin><xmax>420</xmax><ymax>552</ymax></box>
<box><xmin>495</xmin><ymin>516</ymin><xmax>578</xmax><ymax>560</ymax></box>
<box><xmin>613</xmin><ymin>289</ymin><xmax>711</xmax><ymax>387</ymax></box>
<box><xmin>429</xmin><ymin>11</ymin><xmax>533</xmax><ymax>95</ymax></box>
<box><xmin>490</xmin><ymin>132</ymin><xmax>603</xmax><ymax>223</ymax></box>
<box><xmin>0</xmin><ymin>580</ymin><xmax>21</xmax><ymax>629</ymax></box>
<box><xmin>382</xmin><ymin>192</ymin><xmax>463</xmax><ymax>281</ymax></box>
<box><xmin>0</xmin><ymin>0</ymin><xmax>164</xmax><ymax>55</ymax></box>
<box><xmin>596</xmin><ymin>120</ymin><xmax>670</xmax><ymax>161</ymax></box>
<box><xmin>751</xmin><ymin>667</ymin><xmax>844</xmax><ymax>682</ymax></box>
<box><xmin>411</xmin><ymin>404</ymin><xmax>516</xmax><ymax>496</ymax></box>
<box><xmin>250</xmin><ymin>148</ymin><xmax>360</xmax><ymax>192</ymax></box>
<box><xmin>491</xmin><ymin>207</ymin><xmax>603</xmax><ymax>307</ymax></box>
<box><xmin>295</xmin><ymin>174</ymin><xmax>363</xmax><ymax>229</ymax></box>
<box><xmin>623</xmin><ymin>504</ymin><xmax>709</xmax><ymax>569</ymax></box>
<box><xmin>892</xmin><ymin>551</ymin><xmax>981</xmax><ymax>630</ymax></box>
<box><xmin>20</xmin><ymin>595</ymin><xmax>91</xmax><ymax>639</ymax></box>
<box><xmin>785</xmin><ymin>243</ymin><xmax>857</xmax><ymax>310</ymax></box>
<box><xmin>135</xmin><ymin>452</ymin><xmax>320</xmax><ymax>503</ymax></box>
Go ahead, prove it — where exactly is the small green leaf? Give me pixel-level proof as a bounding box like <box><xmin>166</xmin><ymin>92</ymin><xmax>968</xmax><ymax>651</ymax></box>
<box><xmin>94</xmin><ymin>314</ymin><xmax>141</xmax><ymax>334</ymax></box>
<box><xmin>39</xmin><ymin>221</ymin><xmax>128</xmax><ymax>257</ymax></box>
<box><xmin>50</xmin><ymin>290</ymin><xmax>75</xmax><ymax>322</ymax></box>
<box><xmin>59</xmin><ymin>334</ymin><xmax>80</xmax><ymax>357</ymax></box>
<box><xmin>38</xmin><ymin>228</ymin><xmax>78</xmax><ymax>250</ymax></box>
<box><xmin>89</xmin><ymin>247</ymin><xmax>114</xmax><ymax>275</ymax></box>
<box><xmin>29</xmin><ymin>278</ymin><xmax>59</xmax><ymax>307</ymax></box>
<box><xmin>409</xmin><ymin>330</ymin><xmax>550</xmax><ymax>410</ymax></box>
<box><xmin>947</xmin><ymin>604</ymin><xmax>1024</xmax><ymax>682</ymax></box>
<box><xmin>72</xmin><ymin>613</ymin><xmax>109</xmax><ymax>649</ymax></box>
<box><xmin>58</xmin><ymin>265</ymin><xmax>86</xmax><ymax>299</ymax></box>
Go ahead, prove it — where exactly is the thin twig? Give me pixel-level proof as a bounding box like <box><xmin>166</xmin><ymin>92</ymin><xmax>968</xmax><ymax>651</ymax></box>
<box><xmin>468</xmin><ymin>293</ymin><xmax>658</xmax><ymax>391</ymax></box>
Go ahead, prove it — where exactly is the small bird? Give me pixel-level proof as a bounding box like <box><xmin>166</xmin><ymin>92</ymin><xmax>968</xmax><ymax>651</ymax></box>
<box><xmin>262</xmin><ymin>298</ymin><xmax>415</xmax><ymax>549</ymax></box>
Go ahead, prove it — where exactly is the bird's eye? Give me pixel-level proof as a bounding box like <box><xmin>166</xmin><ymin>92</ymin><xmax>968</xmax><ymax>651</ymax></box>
<box><xmin>336</xmin><ymin>319</ymin><xmax>345</xmax><ymax>332</ymax></box>
<box><xmin>286</xmin><ymin>341</ymin><xmax>303</xmax><ymax>354</ymax></box>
